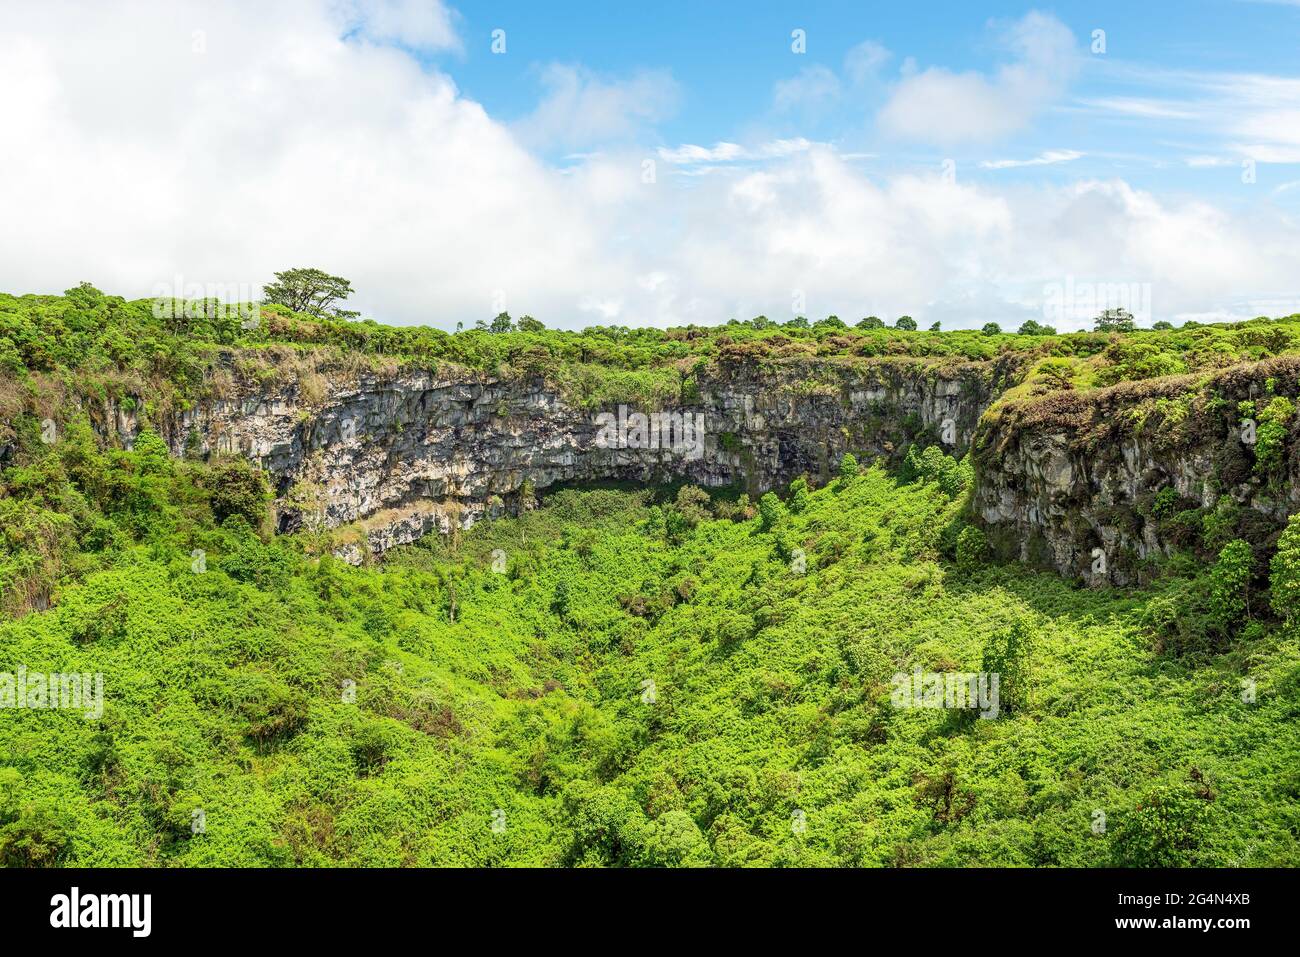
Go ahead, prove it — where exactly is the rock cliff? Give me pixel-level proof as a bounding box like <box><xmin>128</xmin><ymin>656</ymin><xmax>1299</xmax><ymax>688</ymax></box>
<box><xmin>37</xmin><ymin>345</ymin><xmax>1300</xmax><ymax>581</ymax></box>
<box><xmin>972</xmin><ymin>355</ymin><xmax>1300</xmax><ymax>584</ymax></box>
<box><xmin>101</xmin><ymin>354</ymin><xmax>1016</xmax><ymax>562</ymax></box>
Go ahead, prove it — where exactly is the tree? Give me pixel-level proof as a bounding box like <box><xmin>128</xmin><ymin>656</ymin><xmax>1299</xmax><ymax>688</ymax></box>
<box><xmin>1094</xmin><ymin>307</ymin><xmax>1136</xmax><ymax>333</ymax></box>
<box><xmin>1209</xmin><ymin>539</ymin><xmax>1253</xmax><ymax>626</ymax></box>
<box><xmin>262</xmin><ymin>268</ymin><xmax>356</xmax><ymax>318</ymax></box>
<box><xmin>981</xmin><ymin>618</ymin><xmax>1035</xmax><ymax>715</ymax></box>
<box><xmin>490</xmin><ymin>312</ymin><xmax>515</xmax><ymax>334</ymax></box>
<box><xmin>815</xmin><ymin>315</ymin><xmax>846</xmax><ymax>330</ymax></box>
<box><xmin>981</xmin><ymin>322</ymin><xmax>1002</xmax><ymax>336</ymax></box>
<box><xmin>517</xmin><ymin>315</ymin><xmax>545</xmax><ymax>332</ymax></box>
<box><xmin>838</xmin><ymin>452</ymin><xmax>859</xmax><ymax>480</ymax></box>
<box><xmin>788</xmin><ymin>477</ymin><xmax>811</xmax><ymax>513</ymax></box>
<box><xmin>929</xmin><ymin>321</ymin><xmax>941</xmax><ymax>331</ymax></box>
<box><xmin>757</xmin><ymin>492</ymin><xmax>787</xmax><ymax>531</ymax></box>
<box><xmin>1271</xmin><ymin>513</ymin><xmax>1300</xmax><ymax>622</ymax></box>
<box><xmin>64</xmin><ymin>282</ymin><xmax>106</xmax><ymax>310</ymax></box>
<box><xmin>1017</xmin><ymin>319</ymin><xmax>1056</xmax><ymax>335</ymax></box>
<box><xmin>856</xmin><ymin>316</ymin><xmax>884</xmax><ymax>329</ymax></box>
<box><xmin>894</xmin><ymin>316</ymin><xmax>917</xmax><ymax>331</ymax></box>
<box><xmin>1152</xmin><ymin>320</ymin><xmax>1174</xmax><ymax>330</ymax></box>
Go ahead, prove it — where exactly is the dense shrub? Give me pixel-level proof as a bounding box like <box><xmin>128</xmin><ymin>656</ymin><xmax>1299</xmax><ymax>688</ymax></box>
<box><xmin>1111</xmin><ymin>783</ymin><xmax>1213</xmax><ymax>867</ymax></box>
<box><xmin>208</xmin><ymin>459</ymin><xmax>271</xmax><ymax>528</ymax></box>
<box><xmin>757</xmin><ymin>492</ymin><xmax>787</xmax><ymax>531</ymax></box>
<box><xmin>1208</xmin><ymin>539</ymin><xmax>1254</xmax><ymax>627</ymax></box>
<box><xmin>955</xmin><ymin>525</ymin><xmax>989</xmax><ymax>573</ymax></box>
<box><xmin>1270</xmin><ymin>513</ymin><xmax>1300</xmax><ymax>622</ymax></box>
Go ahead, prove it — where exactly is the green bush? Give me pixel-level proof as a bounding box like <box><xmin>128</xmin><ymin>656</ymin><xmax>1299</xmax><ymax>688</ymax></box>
<box><xmin>981</xmin><ymin>618</ymin><xmax>1035</xmax><ymax>715</ymax></box>
<box><xmin>955</xmin><ymin>525</ymin><xmax>989</xmax><ymax>573</ymax></box>
<box><xmin>788</xmin><ymin>477</ymin><xmax>811</xmax><ymax>514</ymax></box>
<box><xmin>757</xmin><ymin>492</ymin><xmax>787</xmax><ymax>531</ymax></box>
<box><xmin>1208</xmin><ymin>539</ymin><xmax>1254</xmax><ymax>629</ymax></box>
<box><xmin>1270</xmin><ymin>512</ymin><xmax>1300</xmax><ymax>622</ymax></box>
<box><xmin>1252</xmin><ymin>395</ymin><xmax>1294</xmax><ymax>479</ymax></box>
<box><xmin>207</xmin><ymin>459</ymin><xmax>271</xmax><ymax>529</ymax></box>
<box><xmin>1112</xmin><ymin>783</ymin><xmax>1212</xmax><ymax>867</ymax></box>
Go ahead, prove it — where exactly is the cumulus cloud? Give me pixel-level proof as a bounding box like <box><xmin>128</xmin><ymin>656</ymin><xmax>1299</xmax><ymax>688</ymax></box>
<box><xmin>334</xmin><ymin>0</ymin><xmax>461</xmax><ymax>51</ymax></box>
<box><xmin>844</xmin><ymin>40</ymin><xmax>891</xmax><ymax>86</ymax></box>
<box><xmin>0</xmin><ymin>0</ymin><xmax>1297</xmax><ymax>331</ymax></box>
<box><xmin>877</xmin><ymin>11</ymin><xmax>1079</xmax><ymax>145</ymax></box>
<box><xmin>513</xmin><ymin>64</ymin><xmax>680</xmax><ymax>151</ymax></box>
<box><xmin>773</xmin><ymin>66</ymin><xmax>841</xmax><ymax>113</ymax></box>
<box><xmin>0</xmin><ymin>0</ymin><xmax>608</xmax><ymax>325</ymax></box>
<box><xmin>771</xmin><ymin>39</ymin><xmax>889</xmax><ymax>114</ymax></box>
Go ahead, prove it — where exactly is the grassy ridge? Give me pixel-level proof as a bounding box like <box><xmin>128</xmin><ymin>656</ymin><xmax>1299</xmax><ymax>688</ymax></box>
<box><xmin>6</xmin><ymin>285</ymin><xmax>1300</xmax><ymax>422</ymax></box>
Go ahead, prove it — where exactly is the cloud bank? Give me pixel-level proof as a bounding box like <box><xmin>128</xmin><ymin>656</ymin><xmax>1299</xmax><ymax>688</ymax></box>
<box><xmin>0</xmin><ymin>2</ymin><xmax>1297</xmax><ymax>330</ymax></box>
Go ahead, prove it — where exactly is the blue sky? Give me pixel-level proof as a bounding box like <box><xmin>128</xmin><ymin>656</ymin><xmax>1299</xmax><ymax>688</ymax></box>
<box><xmin>3</xmin><ymin>0</ymin><xmax>1300</xmax><ymax>329</ymax></box>
<box><xmin>440</xmin><ymin>0</ymin><xmax>1300</xmax><ymax>202</ymax></box>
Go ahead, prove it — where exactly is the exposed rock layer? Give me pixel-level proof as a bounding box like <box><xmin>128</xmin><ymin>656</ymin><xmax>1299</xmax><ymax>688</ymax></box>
<box><xmin>127</xmin><ymin>356</ymin><xmax>1014</xmax><ymax>561</ymax></box>
<box><xmin>49</xmin><ymin>351</ymin><xmax>1300</xmax><ymax>581</ymax></box>
<box><xmin>972</xmin><ymin>355</ymin><xmax>1300</xmax><ymax>584</ymax></box>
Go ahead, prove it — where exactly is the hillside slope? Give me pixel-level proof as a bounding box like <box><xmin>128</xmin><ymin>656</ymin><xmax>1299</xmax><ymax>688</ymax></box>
<box><xmin>2</xmin><ymin>287</ymin><xmax>1300</xmax><ymax>867</ymax></box>
<box><xmin>1</xmin><ymin>448</ymin><xmax>1296</xmax><ymax>866</ymax></box>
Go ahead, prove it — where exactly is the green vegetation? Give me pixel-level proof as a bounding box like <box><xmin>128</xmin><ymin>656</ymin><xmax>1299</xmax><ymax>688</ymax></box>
<box><xmin>2</xmin><ymin>286</ymin><xmax>1299</xmax><ymax>868</ymax></box>
<box><xmin>8</xmin><ymin>285</ymin><xmax>1300</xmax><ymax>429</ymax></box>
<box><xmin>0</xmin><ymin>402</ymin><xmax>1296</xmax><ymax>866</ymax></box>
<box><xmin>261</xmin><ymin>267</ymin><xmax>358</xmax><ymax>320</ymax></box>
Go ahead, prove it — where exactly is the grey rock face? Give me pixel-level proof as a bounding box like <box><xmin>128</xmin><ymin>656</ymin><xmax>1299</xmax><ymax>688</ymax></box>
<box><xmin>32</xmin><ymin>349</ymin><xmax>1300</xmax><ymax>584</ymax></box>
<box><xmin>971</xmin><ymin>357</ymin><xmax>1300</xmax><ymax>585</ymax></box>
<box><xmin>134</xmin><ymin>357</ymin><xmax>1007</xmax><ymax>562</ymax></box>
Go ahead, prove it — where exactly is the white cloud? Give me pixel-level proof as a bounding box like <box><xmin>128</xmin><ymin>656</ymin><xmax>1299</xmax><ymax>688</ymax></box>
<box><xmin>513</xmin><ymin>64</ymin><xmax>679</xmax><ymax>151</ymax></box>
<box><xmin>981</xmin><ymin>149</ymin><xmax>1083</xmax><ymax>170</ymax></box>
<box><xmin>844</xmin><ymin>40</ymin><xmax>891</xmax><ymax>86</ymax></box>
<box><xmin>334</xmin><ymin>0</ymin><xmax>461</xmax><ymax>51</ymax></box>
<box><xmin>0</xmin><ymin>0</ymin><xmax>607</xmax><ymax>325</ymax></box>
<box><xmin>0</xmin><ymin>0</ymin><xmax>1297</xmax><ymax>332</ymax></box>
<box><xmin>657</xmin><ymin>139</ymin><xmax>814</xmax><ymax>166</ymax></box>
<box><xmin>771</xmin><ymin>39</ymin><xmax>890</xmax><ymax>114</ymax></box>
<box><xmin>1084</xmin><ymin>66</ymin><xmax>1300</xmax><ymax>164</ymax></box>
<box><xmin>1232</xmin><ymin>108</ymin><xmax>1300</xmax><ymax>162</ymax></box>
<box><xmin>773</xmin><ymin>65</ymin><xmax>841</xmax><ymax>113</ymax></box>
<box><xmin>1076</xmin><ymin>96</ymin><xmax>1199</xmax><ymax>119</ymax></box>
<box><xmin>658</xmin><ymin>142</ymin><xmax>748</xmax><ymax>164</ymax></box>
<box><xmin>877</xmin><ymin>11</ymin><xmax>1079</xmax><ymax>145</ymax></box>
